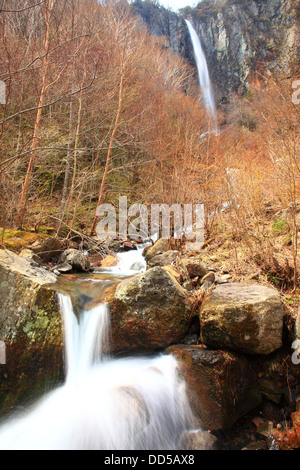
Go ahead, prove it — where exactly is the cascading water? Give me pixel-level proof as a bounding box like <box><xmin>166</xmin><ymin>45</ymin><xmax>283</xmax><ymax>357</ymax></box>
<box><xmin>185</xmin><ymin>19</ymin><xmax>218</xmax><ymax>134</ymax></box>
<box><xmin>0</xmin><ymin>247</ymin><xmax>193</xmax><ymax>450</ymax></box>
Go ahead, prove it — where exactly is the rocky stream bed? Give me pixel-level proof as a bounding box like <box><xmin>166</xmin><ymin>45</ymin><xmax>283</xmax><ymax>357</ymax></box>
<box><xmin>0</xmin><ymin>234</ymin><xmax>299</xmax><ymax>450</ymax></box>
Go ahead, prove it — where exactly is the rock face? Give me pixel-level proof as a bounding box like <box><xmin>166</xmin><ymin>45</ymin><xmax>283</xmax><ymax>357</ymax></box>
<box><xmin>168</xmin><ymin>345</ymin><xmax>262</xmax><ymax>431</ymax></box>
<box><xmin>108</xmin><ymin>267</ymin><xmax>191</xmax><ymax>354</ymax></box>
<box><xmin>133</xmin><ymin>0</ymin><xmax>299</xmax><ymax>102</ymax></box>
<box><xmin>0</xmin><ymin>250</ymin><xmax>62</xmax><ymax>413</ymax></box>
<box><xmin>199</xmin><ymin>283</ymin><xmax>283</xmax><ymax>355</ymax></box>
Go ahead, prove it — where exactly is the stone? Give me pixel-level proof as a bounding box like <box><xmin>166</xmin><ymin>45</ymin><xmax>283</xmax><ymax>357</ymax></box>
<box><xmin>199</xmin><ymin>283</ymin><xmax>283</xmax><ymax>355</ymax></box>
<box><xmin>143</xmin><ymin>238</ymin><xmax>171</xmax><ymax>261</ymax></box>
<box><xmin>0</xmin><ymin>230</ymin><xmax>49</xmax><ymax>252</ymax></box>
<box><xmin>100</xmin><ymin>254</ymin><xmax>118</xmax><ymax>268</ymax></box>
<box><xmin>180</xmin><ymin>429</ymin><xmax>218</xmax><ymax>450</ymax></box>
<box><xmin>54</xmin><ymin>262</ymin><xmax>73</xmax><ymax>274</ymax></box>
<box><xmin>59</xmin><ymin>249</ymin><xmax>90</xmax><ymax>272</ymax></box>
<box><xmin>0</xmin><ymin>250</ymin><xmax>62</xmax><ymax>413</ymax></box>
<box><xmin>167</xmin><ymin>345</ymin><xmax>262</xmax><ymax>431</ymax></box>
<box><xmin>200</xmin><ymin>272</ymin><xmax>215</xmax><ymax>286</ymax></box>
<box><xmin>19</xmin><ymin>248</ymin><xmax>42</xmax><ymax>265</ymax></box>
<box><xmin>108</xmin><ymin>267</ymin><xmax>191</xmax><ymax>354</ymax></box>
<box><xmin>147</xmin><ymin>250</ymin><xmax>179</xmax><ymax>268</ymax></box>
<box><xmin>180</xmin><ymin>257</ymin><xmax>208</xmax><ymax>279</ymax></box>
<box><xmin>32</xmin><ymin>237</ymin><xmax>65</xmax><ymax>262</ymax></box>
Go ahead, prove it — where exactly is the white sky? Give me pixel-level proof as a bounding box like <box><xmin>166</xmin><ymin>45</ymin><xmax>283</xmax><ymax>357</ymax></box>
<box><xmin>157</xmin><ymin>0</ymin><xmax>197</xmax><ymax>11</ymax></box>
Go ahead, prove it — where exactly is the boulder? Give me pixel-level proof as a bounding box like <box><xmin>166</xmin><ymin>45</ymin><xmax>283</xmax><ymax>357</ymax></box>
<box><xmin>0</xmin><ymin>250</ymin><xmax>62</xmax><ymax>413</ymax></box>
<box><xmin>100</xmin><ymin>254</ymin><xmax>118</xmax><ymax>268</ymax></box>
<box><xmin>180</xmin><ymin>257</ymin><xmax>208</xmax><ymax>279</ymax></box>
<box><xmin>199</xmin><ymin>283</ymin><xmax>283</xmax><ymax>355</ymax></box>
<box><xmin>31</xmin><ymin>236</ymin><xmax>65</xmax><ymax>262</ymax></box>
<box><xmin>168</xmin><ymin>345</ymin><xmax>262</xmax><ymax>431</ymax></box>
<box><xmin>19</xmin><ymin>248</ymin><xmax>42</xmax><ymax>265</ymax></box>
<box><xmin>179</xmin><ymin>429</ymin><xmax>219</xmax><ymax>450</ymax></box>
<box><xmin>108</xmin><ymin>267</ymin><xmax>191</xmax><ymax>354</ymax></box>
<box><xmin>144</xmin><ymin>238</ymin><xmax>171</xmax><ymax>261</ymax></box>
<box><xmin>0</xmin><ymin>230</ymin><xmax>48</xmax><ymax>252</ymax></box>
<box><xmin>147</xmin><ymin>250</ymin><xmax>179</xmax><ymax>268</ymax></box>
<box><xmin>59</xmin><ymin>249</ymin><xmax>90</xmax><ymax>272</ymax></box>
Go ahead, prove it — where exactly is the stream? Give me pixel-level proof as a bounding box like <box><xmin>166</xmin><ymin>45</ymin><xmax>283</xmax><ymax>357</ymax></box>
<box><xmin>0</xmin><ymin>245</ymin><xmax>194</xmax><ymax>450</ymax></box>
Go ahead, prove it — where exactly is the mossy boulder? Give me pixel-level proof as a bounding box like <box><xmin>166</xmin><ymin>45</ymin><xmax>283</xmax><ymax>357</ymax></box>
<box><xmin>0</xmin><ymin>250</ymin><xmax>62</xmax><ymax>414</ymax></box>
<box><xmin>0</xmin><ymin>229</ymin><xmax>49</xmax><ymax>252</ymax></box>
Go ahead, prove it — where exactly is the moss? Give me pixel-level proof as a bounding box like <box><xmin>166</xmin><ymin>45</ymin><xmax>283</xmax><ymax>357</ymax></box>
<box><xmin>0</xmin><ymin>285</ymin><xmax>63</xmax><ymax>416</ymax></box>
<box><xmin>0</xmin><ymin>229</ymin><xmax>49</xmax><ymax>251</ymax></box>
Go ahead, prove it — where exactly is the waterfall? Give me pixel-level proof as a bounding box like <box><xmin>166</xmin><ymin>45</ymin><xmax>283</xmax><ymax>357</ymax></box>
<box><xmin>0</xmin><ymin>258</ymin><xmax>193</xmax><ymax>450</ymax></box>
<box><xmin>185</xmin><ymin>19</ymin><xmax>218</xmax><ymax>134</ymax></box>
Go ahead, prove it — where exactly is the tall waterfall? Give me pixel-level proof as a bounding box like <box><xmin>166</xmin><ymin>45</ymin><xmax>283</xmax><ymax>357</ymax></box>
<box><xmin>185</xmin><ymin>19</ymin><xmax>218</xmax><ymax>133</ymax></box>
<box><xmin>0</xmin><ymin>250</ymin><xmax>193</xmax><ymax>450</ymax></box>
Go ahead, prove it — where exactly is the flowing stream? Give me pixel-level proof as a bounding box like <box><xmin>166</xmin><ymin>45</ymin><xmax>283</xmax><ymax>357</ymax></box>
<box><xmin>0</xmin><ymin>245</ymin><xmax>193</xmax><ymax>450</ymax></box>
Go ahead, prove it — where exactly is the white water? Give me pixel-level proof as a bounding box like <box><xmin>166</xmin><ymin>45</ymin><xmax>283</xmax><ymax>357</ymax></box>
<box><xmin>105</xmin><ymin>245</ymin><xmax>147</xmax><ymax>276</ymax></box>
<box><xmin>0</xmin><ymin>248</ymin><xmax>193</xmax><ymax>450</ymax></box>
<box><xmin>185</xmin><ymin>19</ymin><xmax>218</xmax><ymax>134</ymax></box>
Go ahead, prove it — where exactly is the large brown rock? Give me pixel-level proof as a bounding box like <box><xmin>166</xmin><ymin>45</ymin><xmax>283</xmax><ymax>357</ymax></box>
<box><xmin>32</xmin><ymin>237</ymin><xmax>65</xmax><ymax>262</ymax></box>
<box><xmin>168</xmin><ymin>345</ymin><xmax>262</xmax><ymax>431</ymax></box>
<box><xmin>180</xmin><ymin>257</ymin><xmax>208</xmax><ymax>279</ymax></box>
<box><xmin>144</xmin><ymin>238</ymin><xmax>171</xmax><ymax>261</ymax></box>
<box><xmin>199</xmin><ymin>283</ymin><xmax>283</xmax><ymax>355</ymax></box>
<box><xmin>147</xmin><ymin>250</ymin><xmax>179</xmax><ymax>268</ymax></box>
<box><xmin>108</xmin><ymin>267</ymin><xmax>191</xmax><ymax>354</ymax></box>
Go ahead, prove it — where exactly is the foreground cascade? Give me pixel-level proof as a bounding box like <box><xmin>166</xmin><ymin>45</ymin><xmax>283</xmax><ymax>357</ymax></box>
<box><xmin>0</xmin><ymin>250</ymin><xmax>194</xmax><ymax>450</ymax></box>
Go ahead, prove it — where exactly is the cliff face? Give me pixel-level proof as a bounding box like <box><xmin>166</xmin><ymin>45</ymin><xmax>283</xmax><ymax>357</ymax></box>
<box><xmin>132</xmin><ymin>0</ymin><xmax>299</xmax><ymax>104</ymax></box>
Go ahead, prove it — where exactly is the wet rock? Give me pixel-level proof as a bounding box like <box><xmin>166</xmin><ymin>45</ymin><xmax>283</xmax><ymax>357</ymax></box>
<box><xmin>147</xmin><ymin>250</ymin><xmax>179</xmax><ymax>268</ymax></box>
<box><xmin>100</xmin><ymin>254</ymin><xmax>118</xmax><ymax>268</ymax></box>
<box><xmin>167</xmin><ymin>345</ymin><xmax>262</xmax><ymax>431</ymax></box>
<box><xmin>180</xmin><ymin>429</ymin><xmax>218</xmax><ymax>450</ymax></box>
<box><xmin>108</xmin><ymin>267</ymin><xmax>191</xmax><ymax>354</ymax></box>
<box><xmin>199</xmin><ymin>283</ymin><xmax>283</xmax><ymax>355</ymax></box>
<box><xmin>143</xmin><ymin>238</ymin><xmax>171</xmax><ymax>261</ymax></box>
<box><xmin>53</xmin><ymin>262</ymin><xmax>73</xmax><ymax>274</ymax></box>
<box><xmin>108</xmin><ymin>239</ymin><xmax>137</xmax><ymax>253</ymax></box>
<box><xmin>0</xmin><ymin>250</ymin><xmax>62</xmax><ymax>413</ymax></box>
<box><xmin>59</xmin><ymin>249</ymin><xmax>90</xmax><ymax>272</ymax></box>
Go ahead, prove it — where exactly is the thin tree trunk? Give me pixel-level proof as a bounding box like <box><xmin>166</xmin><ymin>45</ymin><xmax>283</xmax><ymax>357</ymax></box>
<box><xmin>67</xmin><ymin>75</ymin><xmax>84</xmax><ymax>223</ymax></box>
<box><xmin>58</xmin><ymin>94</ymin><xmax>74</xmax><ymax>232</ymax></box>
<box><xmin>17</xmin><ymin>0</ymin><xmax>53</xmax><ymax>227</ymax></box>
<box><xmin>90</xmin><ymin>64</ymin><xmax>125</xmax><ymax>236</ymax></box>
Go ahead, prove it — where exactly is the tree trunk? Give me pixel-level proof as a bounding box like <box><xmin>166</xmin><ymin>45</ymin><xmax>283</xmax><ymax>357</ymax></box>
<box><xmin>17</xmin><ymin>0</ymin><xmax>53</xmax><ymax>227</ymax></box>
<box><xmin>90</xmin><ymin>64</ymin><xmax>125</xmax><ymax>236</ymax></box>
